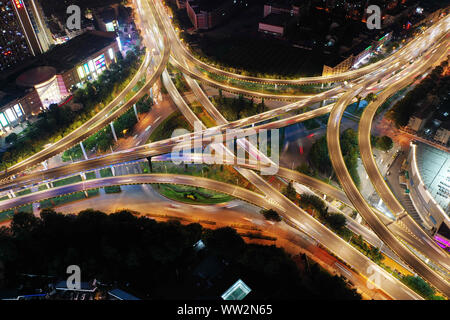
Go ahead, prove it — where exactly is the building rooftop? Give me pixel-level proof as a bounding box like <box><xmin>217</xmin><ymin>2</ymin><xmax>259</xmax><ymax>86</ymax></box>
<box><xmin>16</xmin><ymin>66</ymin><xmax>57</xmax><ymax>88</ymax></box>
<box><xmin>260</xmin><ymin>13</ymin><xmax>292</xmax><ymax>27</ymax></box>
<box><xmin>38</xmin><ymin>30</ymin><xmax>116</xmax><ymax>73</ymax></box>
<box><xmin>0</xmin><ymin>30</ymin><xmax>117</xmax><ymax>107</ymax></box>
<box><xmin>414</xmin><ymin>141</ymin><xmax>450</xmax><ymax>216</ymax></box>
<box><xmin>188</xmin><ymin>0</ymin><xmax>229</xmax><ymax>12</ymax></box>
<box><xmin>108</xmin><ymin>288</ymin><xmax>140</xmax><ymax>300</ymax></box>
<box><xmin>0</xmin><ymin>87</ymin><xmax>30</xmax><ymax>108</ymax></box>
<box><xmin>221</xmin><ymin>279</ymin><xmax>251</xmax><ymax>300</ymax></box>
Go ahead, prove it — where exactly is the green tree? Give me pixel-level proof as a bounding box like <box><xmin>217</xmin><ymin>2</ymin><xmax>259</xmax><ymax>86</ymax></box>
<box><xmin>203</xmin><ymin>227</ymin><xmax>245</xmax><ymax>260</ymax></box>
<box><xmin>10</xmin><ymin>211</ymin><xmax>40</xmax><ymax>239</ymax></box>
<box><xmin>5</xmin><ymin>133</ymin><xmax>18</xmax><ymax>144</ymax></box>
<box><xmin>282</xmin><ymin>181</ymin><xmax>297</xmax><ymax>203</ymax></box>
<box><xmin>261</xmin><ymin>209</ymin><xmax>282</xmax><ymax>222</ymax></box>
<box><xmin>327</xmin><ymin>213</ymin><xmax>346</xmax><ymax>231</ymax></box>
<box><xmin>366</xmin><ymin>92</ymin><xmax>376</xmax><ymax>103</ymax></box>
<box><xmin>310</xmin><ymin>136</ymin><xmax>332</xmax><ymax>174</ymax></box>
<box><xmin>296</xmin><ymin>163</ymin><xmax>311</xmax><ymax>175</ymax></box>
<box><xmin>376</xmin><ymin>136</ymin><xmax>393</xmax><ymax>151</ymax></box>
<box><xmin>402</xmin><ymin>276</ymin><xmax>435</xmax><ymax>299</ymax></box>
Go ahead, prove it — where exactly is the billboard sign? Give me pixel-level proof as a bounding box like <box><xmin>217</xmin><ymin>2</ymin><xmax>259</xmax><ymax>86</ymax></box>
<box><xmin>13</xmin><ymin>0</ymin><xmax>24</xmax><ymax>9</ymax></box>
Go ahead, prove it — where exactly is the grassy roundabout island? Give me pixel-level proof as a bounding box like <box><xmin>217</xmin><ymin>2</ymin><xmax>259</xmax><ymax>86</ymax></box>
<box><xmin>156</xmin><ymin>184</ymin><xmax>234</xmax><ymax>205</ymax></box>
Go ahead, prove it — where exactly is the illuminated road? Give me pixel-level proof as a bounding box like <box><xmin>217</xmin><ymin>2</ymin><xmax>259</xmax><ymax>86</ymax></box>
<box><xmin>358</xmin><ymin>43</ymin><xmax>450</xmax><ymax>272</ymax></box>
<box><xmin>0</xmin><ymin>103</ymin><xmax>336</xmax><ymax>192</ymax></box>
<box><xmin>154</xmin><ymin>0</ymin><xmax>432</xmax><ymax>86</ymax></box>
<box><xmin>161</xmin><ymin>29</ymin><xmax>427</xmax><ymax>301</ymax></box>
<box><xmin>327</xmin><ymin>24</ymin><xmax>450</xmax><ymax>296</ymax></box>
<box><xmin>0</xmin><ymin>0</ymin><xmax>448</xmax><ymax>300</ymax></box>
<box><xmin>2</xmin><ymin>0</ymin><xmax>447</xmax><ymax>184</ymax></box>
<box><xmin>2</xmin><ymin>7</ymin><xmax>443</xmax><ymax>183</ymax></box>
<box><xmin>155</xmin><ymin>0</ymin><xmax>450</xmax><ymax>287</ymax></box>
<box><xmin>0</xmin><ymin>0</ymin><xmax>171</xmax><ymax>182</ymax></box>
<box><xmin>0</xmin><ymin>9</ymin><xmax>447</xmax><ymax>274</ymax></box>
<box><xmin>0</xmin><ymin>172</ymin><xmax>422</xmax><ymax>300</ymax></box>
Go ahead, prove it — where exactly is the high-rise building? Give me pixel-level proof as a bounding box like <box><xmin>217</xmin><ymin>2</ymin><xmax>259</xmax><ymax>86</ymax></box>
<box><xmin>23</xmin><ymin>0</ymin><xmax>54</xmax><ymax>52</ymax></box>
<box><xmin>0</xmin><ymin>0</ymin><xmax>33</xmax><ymax>71</ymax></box>
<box><xmin>0</xmin><ymin>0</ymin><xmax>52</xmax><ymax>72</ymax></box>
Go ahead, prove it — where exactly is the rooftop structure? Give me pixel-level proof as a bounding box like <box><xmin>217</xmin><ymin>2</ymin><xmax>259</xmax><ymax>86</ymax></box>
<box><xmin>258</xmin><ymin>12</ymin><xmax>295</xmax><ymax>37</ymax></box>
<box><xmin>186</xmin><ymin>0</ymin><xmax>235</xmax><ymax>30</ymax></box>
<box><xmin>434</xmin><ymin>122</ymin><xmax>450</xmax><ymax>146</ymax></box>
<box><xmin>37</xmin><ymin>30</ymin><xmax>117</xmax><ymax>74</ymax></box>
<box><xmin>108</xmin><ymin>289</ymin><xmax>141</xmax><ymax>300</ymax></box>
<box><xmin>263</xmin><ymin>1</ymin><xmax>305</xmax><ymax>18</ymax></box>
<box><xmin>16</xmin><ymin>66</ymin><xmax>56</xmax><ymax>87</ymax></box>
<box><xmin>407</xmin><ymin>141</ymin><xmax>450</xmax><ymax>232</ymax></box>
<box><xmin>221</xmin><ymin>279</ymin><xmax>251</xmax><ymax>300</ymax></box>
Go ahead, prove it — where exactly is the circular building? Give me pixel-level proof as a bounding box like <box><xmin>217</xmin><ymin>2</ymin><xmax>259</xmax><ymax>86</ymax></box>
<box><xmin>16</xmin><ymin>66</ymin><xmax>64</xmax><ymax>109</ymax></box>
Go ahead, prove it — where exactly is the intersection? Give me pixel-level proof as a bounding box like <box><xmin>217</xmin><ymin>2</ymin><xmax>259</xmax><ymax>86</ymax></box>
<box><xmin>0</xmin><ymin>0</ymin><xmax>449</xmax><ymax>300</ymax></box>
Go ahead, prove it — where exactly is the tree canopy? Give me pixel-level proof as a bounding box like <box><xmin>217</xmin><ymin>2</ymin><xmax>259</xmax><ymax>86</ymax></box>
<box><xmin>0</xmin><ymin>209</ymin><xmax>360</xmax><ymax>300</ymax></box>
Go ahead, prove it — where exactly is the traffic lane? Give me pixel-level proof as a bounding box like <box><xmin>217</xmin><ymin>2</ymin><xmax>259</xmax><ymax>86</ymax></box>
<box><xmin>232</xmin><ymin>166</ymin><xmax>422</xmax><ymax>300</ymax></box>
<box><xmin>0</xmin><ymin>168</ymin><xmax>425</xmax><ymax>299</ymax></box>
<box><xmin>0</xmin><ymin>0</ymin><xmax>172</xmax><ymax>180</ymax></box>
<box><xmin>357</xmin><ymin>41</ymin><xmax>450</xmax><ymax>270</ymax></box>
<box><xmin>0</xmin><ymin>174</ymin><xmax>270</xmax><ymax>213</ymax></box>
<box><xmin>157</xmin><ymin>0</ymin><xmax>449</xmax><ymax>86</ymax></box>
<box><xmin>359</xmin><ymin>39</ymin><xmax>450</xmax><ymax>217</ymax></box>
<box><xmin>328</xmin><ymin>87</ymin><xmax>450</xmax><ymax>295</ymax></box>
<box><xmin>1</xmin><ymin>47</ymin><xmax>168</xmax><ymax>180</ymax></box>
<box><xmin>0</xmin><ymin>103</ymin><xmax>335</xmax><ymax>192</ymax></box>
<box><xmin>162</xmin><ymin>35</ymin><xmax>423</xmax><ymax>301</ymax></box>
<box><xmin>0</xmin><ymin>38</ymin><xmax>420</xmax><ymax>187</ymax></box>
<box><xmin>3</xmin><ymin>50</ymin><xmax>151</xmax><ymax>175</ymax></box>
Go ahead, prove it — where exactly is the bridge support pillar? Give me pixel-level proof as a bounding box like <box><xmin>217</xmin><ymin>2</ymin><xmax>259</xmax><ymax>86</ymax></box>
<box><xmin>80</xmin><ymin>142</ymin><xmax>88</xmax><ymax>160</ymax></box>
<box><xmin>146</xmin><ymin>156</ymin><xmax>152</xmax><ymax>172</ymax></box>
<box><xmin>42</xmin><ymin>160</ymin><xmax>48</xmax><ymax>170</ymax></box>
<box><xmin>77</xmin><ymin>172</ymin><xmax>88</xmax><ymax>196</ymax></box>
<box><xmin>110</xmin><ymin>165</ymin><xmax>116</xmax><ymax>176</ymax></box>
<box><xmin>133</xmin><ymin>104</ymin><xmax>139</xmax><ymax>121</ymax></box>
<box><xmin>110</xmin><ymin>122</ymin><xmax>118</xmax><ymax>142</ymax></box>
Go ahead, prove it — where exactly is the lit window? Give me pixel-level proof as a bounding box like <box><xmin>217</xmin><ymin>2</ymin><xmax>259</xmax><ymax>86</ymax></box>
<box><xmin>108</xmin><ymin>48</ymin><xmax>114</xmax><ymax>60</ymax></box>
<box><xmin>5</xmin><ymin>108</ymin><xmax>16</xmax><ymax>122</ymax></box>
<box><xmin>77</xmin><ymin>66</ymin><xmax>85</xmax><ymax>79</ymax></box>
<box><xmin>13</xmin><ymin>103</ymin><xmax>23</xmax><ymax>117</ymax></box>
<box><xmin>0</xmin><ymin>113</ymin><xmax>8</xmax><ymax>127</ymax></box>
<box><xmin>88</xmin><ymin>60</ymin><xmax>95</xmax><ymax>74</ymax></box>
